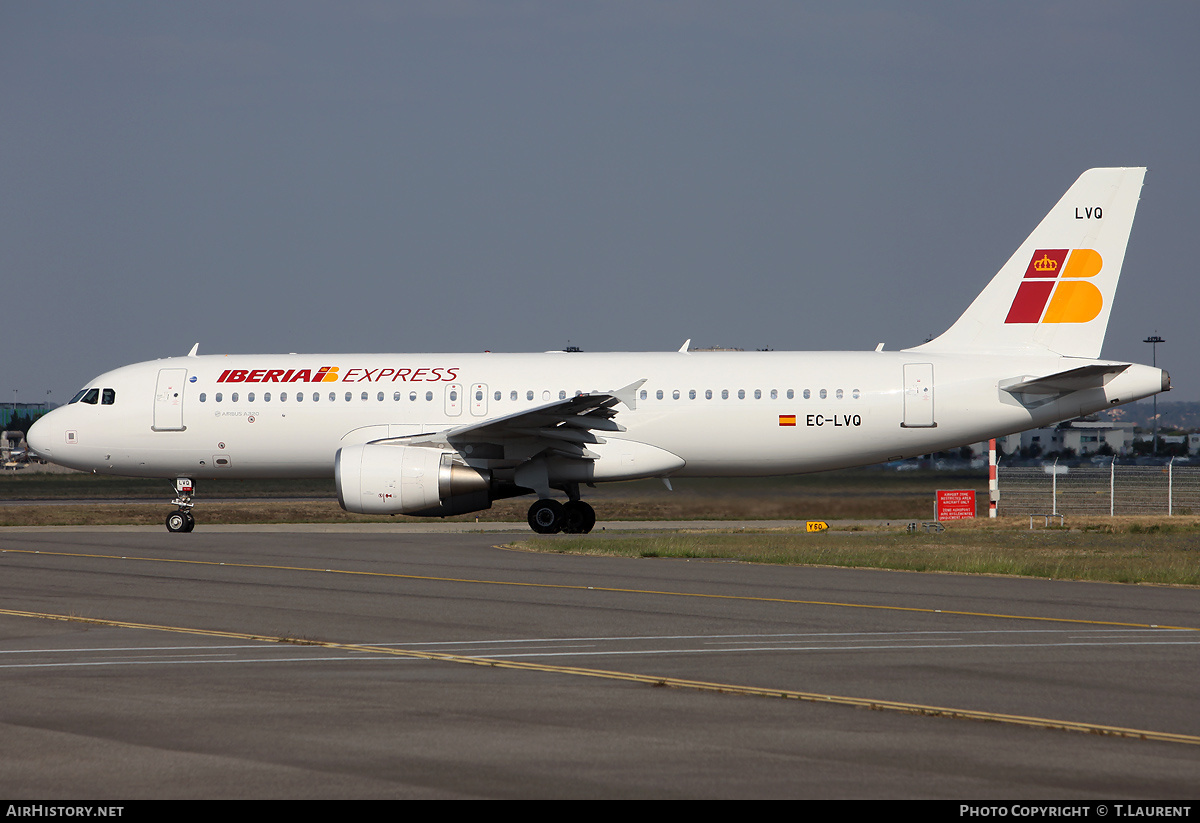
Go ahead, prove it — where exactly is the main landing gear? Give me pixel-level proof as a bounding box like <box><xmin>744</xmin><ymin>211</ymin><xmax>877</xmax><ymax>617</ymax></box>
<box><xmin>166</xmin><ymin>477</ymin><xmax>195</xmax><ymax>533</ymax></box>
<box><xmin>527</xmin><ymin>498</ymin><xmax>596</xmax><ymax>535</ymax></box>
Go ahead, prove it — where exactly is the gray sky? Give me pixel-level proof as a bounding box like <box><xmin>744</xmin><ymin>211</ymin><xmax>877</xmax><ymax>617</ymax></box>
<box><xmin>3</xmin><ymin>1</ymin><xmax>1197</xmax><ymax>404</ymax></box>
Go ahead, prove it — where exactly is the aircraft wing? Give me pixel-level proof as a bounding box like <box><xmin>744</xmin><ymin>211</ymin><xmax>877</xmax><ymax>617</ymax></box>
<box><xmin>384</xmin><ymin>379</ymin><xmax>646</xmax><ymax>460</ymax></box>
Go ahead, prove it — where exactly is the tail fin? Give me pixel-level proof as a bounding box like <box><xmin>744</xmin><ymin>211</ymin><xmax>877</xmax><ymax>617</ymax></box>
<box><xmin>910</xmin><ymin>167</ymin><xmax>1146</xmax><ymax>359</ymax></box>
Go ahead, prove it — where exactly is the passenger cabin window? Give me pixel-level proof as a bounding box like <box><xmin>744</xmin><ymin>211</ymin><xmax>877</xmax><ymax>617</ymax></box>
<box><xmin>199</xmin><ymin>393</ymin><xmax>207</xmax><ymax>403</ymax></box>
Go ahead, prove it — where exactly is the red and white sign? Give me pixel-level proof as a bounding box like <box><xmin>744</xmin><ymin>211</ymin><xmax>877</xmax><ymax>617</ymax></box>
<box><xmin>936</xmin><ymin>489</ymin><xmax>977</xmax><ymax>520</ymax></box>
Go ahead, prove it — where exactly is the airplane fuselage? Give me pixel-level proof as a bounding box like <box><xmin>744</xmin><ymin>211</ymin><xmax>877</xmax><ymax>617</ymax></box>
<box><xmin>31</xmin><ymin>350</ymin><xmax>1167</xmax><ymax>482</ymax></box>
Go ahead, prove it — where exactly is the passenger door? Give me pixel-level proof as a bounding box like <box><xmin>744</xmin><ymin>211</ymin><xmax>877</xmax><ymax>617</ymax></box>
<box><xmin>152</xmin><ymin>368</ymin><xmax>188</xmax><ymax>431</ymax></box>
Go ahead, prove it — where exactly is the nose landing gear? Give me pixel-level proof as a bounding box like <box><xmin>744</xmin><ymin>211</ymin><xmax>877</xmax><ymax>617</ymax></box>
<box><xmin>166</xmin><ymin>477</ymin><xmax>196</xmax><ymax>533</ymax></box>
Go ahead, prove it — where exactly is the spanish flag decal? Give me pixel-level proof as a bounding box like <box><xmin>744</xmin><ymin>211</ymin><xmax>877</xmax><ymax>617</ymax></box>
<box><xmin>779</xmin><ymin>415</ymin><xmax>796</xmax><ymax>426</ymax></box>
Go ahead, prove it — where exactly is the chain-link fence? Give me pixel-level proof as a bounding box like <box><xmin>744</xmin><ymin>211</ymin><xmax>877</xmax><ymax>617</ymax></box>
<box><xmin>997</xmin><ymin>462</ymin><xmax>1200</xmax><ymax>517</ymax></box>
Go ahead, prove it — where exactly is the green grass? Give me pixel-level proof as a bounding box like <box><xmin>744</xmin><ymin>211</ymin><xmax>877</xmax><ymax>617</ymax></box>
<box><xmin>510</xmin><ymin>526</ymin><xmax>1200</xmax><ymax>586</ymax></box>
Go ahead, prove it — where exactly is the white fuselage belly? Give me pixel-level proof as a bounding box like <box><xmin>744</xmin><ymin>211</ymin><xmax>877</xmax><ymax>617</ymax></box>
<box><xmin>33</xmin><ymin>351</ymin><xmax>1166</xmax><ymax>481</ymax></box>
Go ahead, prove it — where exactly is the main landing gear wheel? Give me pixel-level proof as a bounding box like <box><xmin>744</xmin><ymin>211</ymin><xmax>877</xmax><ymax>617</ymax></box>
<box><xmin>562</xmin><ymin>500</ymin><xmax>596</xmax><ymax>534</ymax></box>
<box><xmin>166</xmin><ymin>511</ymin><xmax>195</xmax><ymax>533</ymax></box>
<box><xmin>528</xmin><ymin>499</ymin><xmax>564</xmax><ymax>534</ymax></box>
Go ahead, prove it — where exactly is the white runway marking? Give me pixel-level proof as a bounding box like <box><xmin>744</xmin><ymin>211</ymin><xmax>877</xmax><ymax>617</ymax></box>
<box><xmin>1</xmin><ymin>628</ymin><xmax>1193</xmax><ymax>669</ymax></box>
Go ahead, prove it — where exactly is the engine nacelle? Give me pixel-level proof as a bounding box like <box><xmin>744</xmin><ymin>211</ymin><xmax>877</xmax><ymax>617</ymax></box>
<box><xmin>335</xmin><ymin>443</ymin><xmax>491</xmax><ymax>516</ymax></box>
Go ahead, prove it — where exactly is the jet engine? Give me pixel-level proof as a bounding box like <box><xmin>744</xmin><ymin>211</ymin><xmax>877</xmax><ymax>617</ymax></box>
<box><xmin>335</xmin><ymin>443</ymin><xmax>491</xmax><ymax>517</ymax></box>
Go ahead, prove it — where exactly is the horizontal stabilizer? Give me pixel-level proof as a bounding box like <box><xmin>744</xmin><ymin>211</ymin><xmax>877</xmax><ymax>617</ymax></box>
<box><xmin>1001</xmin><ymin>364</ymin><xmax>1129</xmax><ymax>396</ymax></box>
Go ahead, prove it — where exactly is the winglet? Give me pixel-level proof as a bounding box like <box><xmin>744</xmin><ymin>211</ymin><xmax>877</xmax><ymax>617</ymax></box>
<box><xmin>678</xmin><ymin>339</ymin><xmax>691</xmax><ymax>353</ymax></box>
<box><xmin>611</xmin><ymin>379</ymin><xmax>647</xmax><ymax>411</ymax></box>
<box><xmin>187</xmin><ymin>343</ymin><xmax>199</xmax><ymax>358</ymax></box>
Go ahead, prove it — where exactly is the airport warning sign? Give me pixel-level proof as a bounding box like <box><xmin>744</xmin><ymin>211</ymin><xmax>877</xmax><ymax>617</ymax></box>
<box><xmin>936</xmin><ymin>490</ymin><xmax>977</xmax><ymax>520</ymax></box>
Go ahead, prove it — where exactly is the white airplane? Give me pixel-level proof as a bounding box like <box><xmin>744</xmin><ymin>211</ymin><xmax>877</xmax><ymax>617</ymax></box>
<box><xmin>28</xmin><ymin>167</ymin><xmax>1168</xmax><ymax>534</ymax></box>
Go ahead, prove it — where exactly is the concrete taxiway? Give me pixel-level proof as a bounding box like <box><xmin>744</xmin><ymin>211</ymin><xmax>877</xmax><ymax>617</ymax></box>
<box><xmin>0</xmin><ymin>526</ymin><xmax>1197</xmax><ymax>798</ymax></box>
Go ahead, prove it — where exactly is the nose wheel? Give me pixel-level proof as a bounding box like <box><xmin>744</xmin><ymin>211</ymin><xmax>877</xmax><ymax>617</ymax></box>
<box><xmin>166</xmin><ymin>477</ymin><xmax>196</xmax><ymax>533</ymax></box>
<box><xmin>166</xmin><ymin>510</ymin><xmax>195</xmax><ymax>533</ymax></box>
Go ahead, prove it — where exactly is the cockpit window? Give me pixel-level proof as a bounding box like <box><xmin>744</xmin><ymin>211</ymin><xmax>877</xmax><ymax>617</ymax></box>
<box><xmin>80</xmin><ymin>388</ymin><xmax>100</xmax><ymax>405</ymax></box>
<box><xmin>101</xmin><ymin>389</ymin><xmax>116</xmax><ymax>405</ymax></box>
<box><xmin>69</xmin><ymin>389</ymin><xmax>88</xmax><ymax>404</ymax></box>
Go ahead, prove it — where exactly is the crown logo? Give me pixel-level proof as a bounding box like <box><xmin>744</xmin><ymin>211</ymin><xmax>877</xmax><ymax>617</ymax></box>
<box><xmin>1033</xmin><ymin>254</ymin><xmax>1057</xmax><ymax>272</ymax></box>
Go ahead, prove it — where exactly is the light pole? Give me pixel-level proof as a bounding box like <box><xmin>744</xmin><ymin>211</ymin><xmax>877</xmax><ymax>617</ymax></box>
<box><xmin>1144</xmin><ymin>334</ymin><xmax>1165</xmax><ymax>456</ymax></box>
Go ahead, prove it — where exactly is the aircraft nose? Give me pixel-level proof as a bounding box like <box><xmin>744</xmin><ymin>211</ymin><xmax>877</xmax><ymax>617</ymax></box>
<box><xmin>26</xmin><ymin>413</ymin><xmax>52</xmax><ymax>458</ymax></box>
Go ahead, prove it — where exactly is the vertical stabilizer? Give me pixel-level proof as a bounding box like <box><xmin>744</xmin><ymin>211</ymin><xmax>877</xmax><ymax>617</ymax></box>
<box><xmin>909</xmin><ymin>167</ymin><xmax>1145</xmax><ymax>359</ymax></box>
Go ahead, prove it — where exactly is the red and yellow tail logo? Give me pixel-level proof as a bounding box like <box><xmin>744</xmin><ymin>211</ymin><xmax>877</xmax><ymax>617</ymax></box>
<box><xmin>1004</xmin><ymin>249</ymin><xmax>1103</xmax><ymax>324</ymax></box>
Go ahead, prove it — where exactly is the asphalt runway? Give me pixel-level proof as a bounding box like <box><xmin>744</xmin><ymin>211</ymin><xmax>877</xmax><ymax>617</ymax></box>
<box><xmin>1</xmin><ymin>526</ymin><xmax>1198</xmax><ymax>799</ymax></box>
